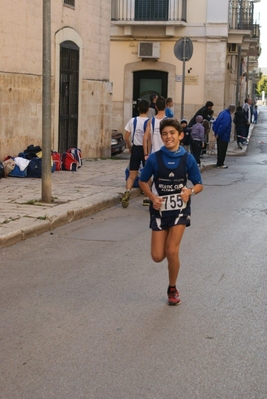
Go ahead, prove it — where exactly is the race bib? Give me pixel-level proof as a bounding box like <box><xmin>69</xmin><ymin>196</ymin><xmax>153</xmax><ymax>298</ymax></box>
<box><xmin>160</xmin><ymin>194</ymin><xmax>187</xmax><ymax>212</ymax></box>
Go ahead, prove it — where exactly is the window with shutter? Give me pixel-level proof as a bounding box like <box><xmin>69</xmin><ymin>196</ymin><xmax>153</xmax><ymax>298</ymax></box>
<box><xmin>135</xmin><ymin>0</ymin><xmax>168</xmax><ymax>21</ymax></box>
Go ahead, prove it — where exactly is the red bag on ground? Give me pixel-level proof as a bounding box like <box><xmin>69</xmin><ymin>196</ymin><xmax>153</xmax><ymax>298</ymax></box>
<box><xmin>61</xmin><ymin>152</ymin><xmax>78</xmax><ymax>171</ymax></box>
<box><xmin>51</xmin><ymin>151</ymin><xmax>61</xmax><ymax>171</ymax></box>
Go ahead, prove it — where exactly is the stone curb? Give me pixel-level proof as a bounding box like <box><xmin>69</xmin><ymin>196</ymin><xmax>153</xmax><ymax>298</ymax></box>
<box><xmin>0</xmin><ymin>189</ymin><xmax>140</xmax><ymax>249</ymax></box>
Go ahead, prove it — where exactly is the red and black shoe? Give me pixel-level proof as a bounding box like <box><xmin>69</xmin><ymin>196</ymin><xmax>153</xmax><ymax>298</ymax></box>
<box><xmin>167</xmin><ymin>286</ymin><xmax>181</xmax><ymax>306</ymax></box>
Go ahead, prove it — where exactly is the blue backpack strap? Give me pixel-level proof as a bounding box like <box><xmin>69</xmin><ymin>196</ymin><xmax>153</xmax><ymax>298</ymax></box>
<box><xmin>151</xmin><ymin>117</ymin><xmax>155</xmax><ymax>135</ymax></box>
<box><xmin>132</xmin><ymin>117</ymin><xmax>137</xmax><ymax>143</ymax></box>
<box><xmin>143</xmin><ymin>118</ymin><xmax>149</xmax><ymax>132</ymax></box>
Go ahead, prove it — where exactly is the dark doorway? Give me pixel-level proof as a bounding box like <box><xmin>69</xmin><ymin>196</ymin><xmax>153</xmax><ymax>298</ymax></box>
<box><xmin>58</xmin><ymin>41</ymin><xmax>79</xmax><ymax>154</ymax></box>
<box><xmin>132</xmin><ymin>70</ymin><xmax>168</xmax><ymax>116</ymax></box>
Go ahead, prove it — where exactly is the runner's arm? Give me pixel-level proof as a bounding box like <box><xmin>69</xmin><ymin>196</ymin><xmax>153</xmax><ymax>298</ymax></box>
<box><xmin>124</xmin><ymin>130</ymin><xmax>132</xmax><ymax>153</ymax></box>
<box><xmin>143</xmin><ymin>120</ymin><xmax>151</xmax><ymax>159</ymax></box>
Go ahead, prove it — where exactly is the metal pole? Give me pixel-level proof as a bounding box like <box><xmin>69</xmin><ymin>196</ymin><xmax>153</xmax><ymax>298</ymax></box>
<box><xmin>181</xmin><ymin>38</ymin><xmax>186</xmax><ymax>119</ymax></box>
<box><xmin>42</xmin><ymin>0</ymin><xmax>52</xmax><ymax>203</ymax></box>
<box><xmin>236</xmin><ymin>45</ymin><xmax>241</xmax><ymax>106</ymax></box>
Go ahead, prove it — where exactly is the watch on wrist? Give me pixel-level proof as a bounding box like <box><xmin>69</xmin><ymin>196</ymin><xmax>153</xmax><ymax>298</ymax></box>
<box><xmin>191</xmin><ymin>188</ymin><xmax>196</xmax><ymax>196</ymax></box>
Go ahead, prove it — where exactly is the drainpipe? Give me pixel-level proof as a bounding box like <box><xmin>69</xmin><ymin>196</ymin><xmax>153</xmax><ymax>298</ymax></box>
<box><xmin>235</xmin><ymin>0</ymin><xmax>243</xmax><ymax>106</ymax></box>
<box><xmin>236</xmin><ymin>45</ymin><xmax>241</xmax><ymax>106</ymax></box>
<box><xmin>42</xmin><ymin>0</ymin><xmax>52</xmax><ymax>203</ymax></box>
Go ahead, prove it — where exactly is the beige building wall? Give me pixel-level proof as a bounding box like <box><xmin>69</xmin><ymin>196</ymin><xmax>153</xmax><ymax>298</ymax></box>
<box><xmin>0</xmin><ymin>0</ymin><xmax>112</xmax><ymax>160</ymax></box>
<box><xmin>110</xmin><ymin>0</ymin><xmax>232</xmax><ymax>132</ymax></box>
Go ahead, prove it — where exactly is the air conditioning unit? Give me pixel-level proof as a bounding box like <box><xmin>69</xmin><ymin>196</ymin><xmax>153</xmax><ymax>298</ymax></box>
<box><xmin>138</xmin><ymin>42</ymin><xmax>160</xmax><ymax>59</ymax></box>
<box><xmin>228</xmin><ymin>43</ymin><xmax>238</xmax><ymax>54</ymax></box>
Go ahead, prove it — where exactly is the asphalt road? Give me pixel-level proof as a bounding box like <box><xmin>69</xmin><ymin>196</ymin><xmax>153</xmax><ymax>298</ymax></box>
<box><xmin>0</xmin><ymin>114</ymin><xmax>267</xmax><ymax>399</ymax></box>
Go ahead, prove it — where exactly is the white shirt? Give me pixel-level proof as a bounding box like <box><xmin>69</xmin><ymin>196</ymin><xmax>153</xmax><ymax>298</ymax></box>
<box><xmin>150</xmin><ymin>116</ymin><xmax>166</xmax><ymax>153</ymax></box>
<box><xmin>125</xmin><ymin>116</ymin><xmax>148</xmax><ymax>146</ymax></box>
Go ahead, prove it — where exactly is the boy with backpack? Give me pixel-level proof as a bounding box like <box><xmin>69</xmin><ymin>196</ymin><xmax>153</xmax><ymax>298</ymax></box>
<box><xmin>142</xmin><ymin>95</ymin><xmax>167</xmax><ymax>206</ymax></box>
<box><xmin>122</xmin><ymin>99</ymin><xmax>150</xmax><ymax>208</ymax></box>
<box><xmin>139</xmin><ymin>118</ymin><xmax>203</xmax><ymax>305</ymax></box>
<box><xmin>143</xmin><ymin>95</ymin><xmax>167</xmax><ymax>157</ymax></box>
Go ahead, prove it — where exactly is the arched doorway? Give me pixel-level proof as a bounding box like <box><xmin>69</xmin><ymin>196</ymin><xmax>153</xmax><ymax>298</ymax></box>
<box><xmin>132</xmin><ymin>70</ymin><xmax>168</xmax><ymax>116</ymax></box>
<box><xmin>58</xmin><ymin>41</ymin><xmax>79</xmax><ymax>153</ymax></box>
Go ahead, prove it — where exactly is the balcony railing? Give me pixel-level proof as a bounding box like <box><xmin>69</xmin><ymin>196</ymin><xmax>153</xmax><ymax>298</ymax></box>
<box><xmin>229</xmin><ymin>0</ymin><xmax>254</xmax><ymax>30</ymax></box>
<box><xmin>111</xmin><ymin>0</ymin><xmax>187</xmax><ymax>22</ymax></box>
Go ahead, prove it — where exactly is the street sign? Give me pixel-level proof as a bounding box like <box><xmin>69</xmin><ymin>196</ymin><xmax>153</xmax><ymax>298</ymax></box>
<box><xmin>174</xmin><ymin>37</ymin><xmax>193</xmax><ymax>61</ymax></box>
<box><xmin>173</xmin><ymin>37</ymin><xmax>194</xmax><ymax>118</ymax></box>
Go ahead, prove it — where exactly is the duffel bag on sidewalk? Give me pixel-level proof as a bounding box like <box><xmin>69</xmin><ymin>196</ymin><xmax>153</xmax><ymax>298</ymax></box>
<box><xmin>9</xmin><ymin>164</ymin><xmax>28</xmax><ymax>178</ymax></box>
<box><xmin>27</xmin><ymin>157</ymin><xmax>42</xmax><ymax>178</ymax></box>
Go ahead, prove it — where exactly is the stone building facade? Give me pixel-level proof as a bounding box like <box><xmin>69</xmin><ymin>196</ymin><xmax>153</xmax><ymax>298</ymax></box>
<box><xmin>0</xmin><ymin>0</ymin><xmax>112</xmax><ymax>160</ymax></box>
<box><xmin>110</xmin><ymin>0</ymin><xmax>260</xmax><ymax>130</ymax></box>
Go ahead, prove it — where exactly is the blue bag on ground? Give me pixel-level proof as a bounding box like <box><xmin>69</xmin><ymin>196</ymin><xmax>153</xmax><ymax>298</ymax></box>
<box><xmin>9</xmin><ymin>164</ymin><xmax>28</xmax><ymax>178</ymax></box>
<box><xmin>27</xmin><ymin>157</ymin><xmax>42</xmax><ymax>178</ymax></box>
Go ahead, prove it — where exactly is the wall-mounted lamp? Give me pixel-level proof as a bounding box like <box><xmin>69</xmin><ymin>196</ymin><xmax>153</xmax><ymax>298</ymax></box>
<box><xmin>188</xmin><ymin>68</ymin><xmax>192</xmax><ymax>74</ymax></box>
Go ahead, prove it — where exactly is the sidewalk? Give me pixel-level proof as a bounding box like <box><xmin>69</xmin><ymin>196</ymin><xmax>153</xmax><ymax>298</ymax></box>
<box><xmin>0</xmin><ymin>132</ymin><xmax>251</xmax><ymax>249</ymax></box>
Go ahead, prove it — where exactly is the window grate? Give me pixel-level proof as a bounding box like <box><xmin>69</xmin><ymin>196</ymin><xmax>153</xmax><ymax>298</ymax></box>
<box><xmin>135</xmin><ymin>0</ymin><xmax>168</xmax><ymax>21</ymax></box>
<box><xmin>64</xmin><ymin>0</ymin><xmax>75</xmax><ymax>7</ymax></box>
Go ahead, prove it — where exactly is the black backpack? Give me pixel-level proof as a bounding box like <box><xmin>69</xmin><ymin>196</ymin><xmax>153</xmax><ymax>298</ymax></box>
<box><xmin>0</xmin><ymin>161</ymin><xmax>4</xmax><ymax>179</ymax></box>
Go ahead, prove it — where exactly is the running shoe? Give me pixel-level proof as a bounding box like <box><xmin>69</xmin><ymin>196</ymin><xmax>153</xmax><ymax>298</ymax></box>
<box><xmin>167</xmin><ymin>287</ymin><xmax>181</xmax><ymax>306</ymax></box>
<box><xmin>143</xmin><ymin>198</ymin><xmax>150</xmax><ymax>206</ymax></box>
<box><xmin>216</xmin><ymin>165</ymin><xmax>228</xmax><ymax>169</ymax></box>
<box><xmin>121</xmin><ymin>191</ymin><xmax>130</xmax><ymax>208</ymax></box>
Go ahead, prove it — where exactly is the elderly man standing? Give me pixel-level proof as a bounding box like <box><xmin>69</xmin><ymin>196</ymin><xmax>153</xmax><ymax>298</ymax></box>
<box><xmin>212</xmin><ymin>104</ymin><xmax>236</xmax><ymax>169</ymax></box>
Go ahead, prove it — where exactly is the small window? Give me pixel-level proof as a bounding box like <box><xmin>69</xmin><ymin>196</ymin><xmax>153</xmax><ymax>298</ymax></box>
<box><xmin>64</xmin><ymin>0</ymin><xmax>75</xmax><ymax>7</ymax></box>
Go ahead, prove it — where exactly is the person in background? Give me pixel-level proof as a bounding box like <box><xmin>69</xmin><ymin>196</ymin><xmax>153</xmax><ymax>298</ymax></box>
<box><xmin>190</xmin><ymin>115</ymin><xmax>205</xmax><ymax>167</ymax></box>
<box><xmin>201</xmin><ymin>114</ymin><xmax>213</xmax><ymax>156</ymax></box>
<box><xmin>233</xmin><ymin>105</ymin><xmax>249</xmax><ymax>149</ymax></box>
<box><xmin>143</xmin><ymin>95</ymin><xmax>167</xmax><ymax>157</ymax></box>
<box><xmin>242</xmin><ymin>98</ymin><xmax>251</xmax><ymax>139</ymax></box>
<box><xmin>212</xmin><ymin>104</ymin><xmax>236</xmax><ymax>169</ymax></box>
<box><xmin>139</xmin><ymin>118</ymin><xmax>203</xmax><ymax>306</ymax></box>
<box><xmin>122</xmin><ymin>99</ymin><xmax>150</xmax><ymax>208</ymax></box>
<box><xmin>142</xmin><ymin>95</ymin><xmax>167</xmax><ymax>206</ymax></box>
<box><xmin>147</xmin><ymin>94</ymin><xmax>158</xmax><ymax>119</ymax></box>
<box><xmin>188</xmin><ymin>101</ymin><xmax>214</xmax><ymax>128</ymax></box>
<box><xmin>253</xmin><ymin>105</ymin><xmax>258</xmax><ymax>124</ymax></box>
<box><xmin>165</xmin><ymin>97</ymin><xmax>174</xmax><ymax>117</ymax></box>
<box><xmin>180</xmin><ymin>119</ymin><xmax>191</xmax><ymax>152</ymax></box>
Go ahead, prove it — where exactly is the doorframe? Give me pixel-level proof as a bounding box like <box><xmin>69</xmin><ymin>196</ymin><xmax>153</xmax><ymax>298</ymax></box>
<box><xmin>124</xmin><ymin>61</ymin><xmax>176</xmax><ymax>125</ymax></box>
<box><xmin>54</xmin><ymin>28</ymin><xmax>83</xmax><ymax>151</ymax></box>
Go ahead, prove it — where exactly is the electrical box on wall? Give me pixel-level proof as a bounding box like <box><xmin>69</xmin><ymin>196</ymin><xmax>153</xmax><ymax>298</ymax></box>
<box><xmin>138</xmin><ymin>42</ymin><xmax>161</xmax><ymax>59</ymax></box>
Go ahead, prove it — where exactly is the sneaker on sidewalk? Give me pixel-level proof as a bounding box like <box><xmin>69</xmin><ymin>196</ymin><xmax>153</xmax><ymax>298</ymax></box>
<box><xmin>143</xmin><ymin>198</ymin><xmax>150</xmax><ymax>206</ymax></box>
<box><xmin>167</xmin><ymin>287</ymin><xmax>181</xmax><ymax>306</ymax></box>
<box><xmin>121</xmin><ymin>190</ymin><xmax>130</xmax><ymax>208</ymax></box>
<box><xmin>217</xmin><ymin>165</ymin><xmax>228</xmax><ymax>169</ymax></box>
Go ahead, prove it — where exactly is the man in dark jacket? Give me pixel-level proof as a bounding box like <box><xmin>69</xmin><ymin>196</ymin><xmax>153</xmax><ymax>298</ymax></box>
<box><xmin>188</xmin><ymin>101</ymin><xmax>214</xmax><ymax>128</ymax></box>
<box><xmin>233</xmin><ymin>106</ymin><xmax>249</xmax><ymax>149</ymax></box>
<box><xmin>212</xmin><ymin>104</ymin><xmax>236</xmax><ymax>169</ymax></box>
